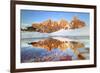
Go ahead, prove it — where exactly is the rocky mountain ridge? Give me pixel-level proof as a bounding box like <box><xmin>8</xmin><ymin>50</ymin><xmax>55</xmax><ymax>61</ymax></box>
<box><xmin>21</xmin><ymin>16</ymin><xmax>85</xmax><ymax>33</ymax></box>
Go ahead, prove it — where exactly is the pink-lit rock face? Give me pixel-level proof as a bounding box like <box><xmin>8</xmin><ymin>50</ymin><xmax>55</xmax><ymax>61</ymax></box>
<box><xmin>70</xmin><ymin>16</ymin><xmax>85</xmax><ymax>29</ymax></box>
<box><xmin>32</xmin><ymin>19</ymin><xmax>69</xmax><ymax>33</ymax></box>
<box><xmin>22</xmin><ymin>16</ymin><xmax>85</xmax><ymax>33</ymax></box>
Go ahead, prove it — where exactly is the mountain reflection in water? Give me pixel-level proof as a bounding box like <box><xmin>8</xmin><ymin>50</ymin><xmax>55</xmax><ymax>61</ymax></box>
<box><xmin>21</xmin><ymin>37</ymin><xmax>89</xmax><ymax>63</ymax></box>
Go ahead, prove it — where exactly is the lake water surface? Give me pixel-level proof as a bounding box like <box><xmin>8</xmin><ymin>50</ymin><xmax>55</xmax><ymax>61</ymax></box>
<box><xmin>21</xmin><ymin>36</ymin><xmax>90</xmax><ymax>63</ymax></box>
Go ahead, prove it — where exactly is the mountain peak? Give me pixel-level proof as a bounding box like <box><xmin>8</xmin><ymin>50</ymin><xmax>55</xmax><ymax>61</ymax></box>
<box><xmin>22</xmin><ymin>17</ymin><xmax>86</xmax><ymax>33</ymax></box>
<box><xmin>70</xmin><ymin>16</ymin><xmax>85</xmax><ymax>29</ymax></box>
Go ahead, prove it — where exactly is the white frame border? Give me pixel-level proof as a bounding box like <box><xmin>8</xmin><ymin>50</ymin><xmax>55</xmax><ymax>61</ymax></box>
<box><xmin>15</xmin><ymin>4</ymin><xmax>94</xmax><ymax>69</ymax></box>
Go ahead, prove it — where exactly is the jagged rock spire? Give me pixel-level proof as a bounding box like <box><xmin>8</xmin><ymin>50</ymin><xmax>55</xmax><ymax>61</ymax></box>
<box><xmin>70</xmin><ymin>16</ymin><xmax>85</xmax><ymax>29</ymax></box>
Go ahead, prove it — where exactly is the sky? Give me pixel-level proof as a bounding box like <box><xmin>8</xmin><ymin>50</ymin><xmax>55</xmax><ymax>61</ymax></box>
<box><xmin>21</xmin><ymin>10</ymin><xmax>90</xmax><ymax>27</ymax></box>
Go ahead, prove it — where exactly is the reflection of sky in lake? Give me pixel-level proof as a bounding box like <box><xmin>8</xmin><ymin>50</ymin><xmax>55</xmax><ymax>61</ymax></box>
<box><xmin>21</xmin><ymin>37</ymin><xmax>90</xmax><ymax>63</ymax></box>
<box><xmin>21</xmin><ymin>47</ymin><xmax>77</xmax><ymax>62</ymax></box>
